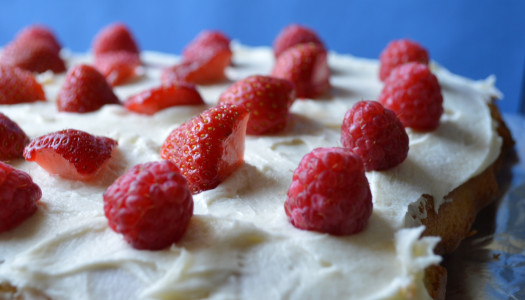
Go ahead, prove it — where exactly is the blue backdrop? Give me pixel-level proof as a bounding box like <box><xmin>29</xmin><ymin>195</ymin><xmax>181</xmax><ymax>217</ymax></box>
<box><xmin>1</xmin><ymin>0</ymin><xmax>524</xmax><ymax>114</ymax></box>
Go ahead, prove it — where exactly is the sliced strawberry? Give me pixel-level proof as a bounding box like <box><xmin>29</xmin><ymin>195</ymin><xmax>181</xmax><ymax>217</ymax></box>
<box><xmin>56</xmin><ymin>64</ymin><xmax>120</xmax><ymax>113</ymax></box>
<box><xmin>182</xmin><ymin>30</ymin><xmax>230</xmax><ymax>62</ymax></box>
<box><xmin>271</xmin><ymin>43</ymin><xmax>330</xmax><ymax>98</ymax></box>
<box><xmin>23</xmin><ymin>129</ymin><xmax>118</xmax><ymax>181</ymax></box>
<box><xmin>273</xmin><ymin>24</ymin><xmax>325</xmax><ymax>58</ymax></box>
<box><xmin>92</xmin><ymin>22</ymin><xmax>140</xmax><ymax>56</ymax></box>
<box><xmin>218</xmin><ymin>75</ymin><xmax>295</xmax><ymax>135</ymax></box>
<box><xmin>124</xmin><ymin>82</ymin><xmax>204</xmax><ymax>115</ymax></box>
<box><xmin>15</xmin><ymin>24</ymin><xmax>62</xmax><ymax>54</ymax></box>
<box><xmin>94</xmin><ymin>51</ymin><xmax>141</xmax><ymax>86</ymax></box>
<box><xmin>0</xmin><ymin>65</ymin><xmax>45</xmax><ymax>104</ymax></box>
<box><xmin>0</xmin><ymin>39</ymin><xmax>66</xmax><ymax>74</ymax></box>
<box><xmin>162</xmin><ymin>44</ymin><xmax>231</xmax><ymax>85</ymax></box>
<box><xmin>161</xmin><ymin>104</ymin><xmax>249</xmax><ymax>194</ymax></box>
<box><xmin>0</xmin><ymin>113</ymin><xmax>30</xmax><ymax>160</ymax></box>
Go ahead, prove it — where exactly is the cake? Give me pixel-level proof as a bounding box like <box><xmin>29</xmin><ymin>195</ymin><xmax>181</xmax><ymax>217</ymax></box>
<box><xmin>0</xmin><ymin>24</ymin><xmax>514</xmax><ymax>300</ymax></box>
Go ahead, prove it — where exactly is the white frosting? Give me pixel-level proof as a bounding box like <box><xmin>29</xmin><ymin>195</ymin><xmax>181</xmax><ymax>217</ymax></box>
<box><xmin>0</xmin><ymin>43</ymin><xmax>502</xmax><ymax>300</ymax></box>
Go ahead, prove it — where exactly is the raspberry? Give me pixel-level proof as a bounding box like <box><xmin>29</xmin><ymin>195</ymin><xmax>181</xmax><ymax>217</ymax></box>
<box><xmin>341</xmin><ymin>101</ymin><xmax>409</xmax><ymax>171</ymax></box>
<box><xmin>378</xmin><ymin>62</ymin><xmax>443</xmax><ymax>131</ymax></box>
<box><xmin>379</xmin><ymin>39</ymin><xmax>429</xmax><ymax>81</ymax></box>
<box><xmin>284</xmin><ymin>147</ymin><xmax>372</xmax><ymax>235</ymax></box>
<box><xmin>0</xmin><ymin>161</ymin><xmax>41</xmax><ymax>233</ymax></box>
<box><xmin>103</xmin><ymin>160</ymin><xmax>193</xmax><ymax>250</ymax></box>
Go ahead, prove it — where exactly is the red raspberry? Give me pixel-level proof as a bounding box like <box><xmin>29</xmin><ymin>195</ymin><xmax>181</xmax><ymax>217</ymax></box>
<box><xmin>341</xmin><ymin>101</ymin><xmax>409</xmax><ymax>171</ymax></box>
<box><xmin>103</xmin><ymin>160</ymin><xmax>193</xmax><ymax>250</ymax></box>
<box><xmin>378</xmin><ymin>62</ymin><xmax>443</xmax><ymax>131</ymax></box>
<box><xmin>379</xmin><ymin>39</ymin><xmax>429</xmax><ymax>81</ymax></box>
<box><xmin>0</xmin><ymin>113</ymin><xmax>30</xmax><ymax>160</ymax></box>
<box><xmin>0</xmin><ymin>161</ymin><xmax>41</xmax><ymax>233</ymax></box>
<box><xmin>284</xmin><ymin>147</ymin><xmax>372</xmax><ymax>235</ymax></box>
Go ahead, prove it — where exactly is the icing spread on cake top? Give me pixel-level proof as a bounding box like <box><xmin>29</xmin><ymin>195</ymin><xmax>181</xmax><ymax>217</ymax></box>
<box><xmin>0</xmin><ymin>43</ymin><xmax>502</xmax><ymax>299</ymax></box>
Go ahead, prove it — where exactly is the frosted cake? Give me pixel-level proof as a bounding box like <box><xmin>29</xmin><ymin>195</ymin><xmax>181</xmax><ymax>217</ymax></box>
<box><xmin>0</xmin><ymin>24</ymin><xmax>514</xmax><ymax>300</ymax></box>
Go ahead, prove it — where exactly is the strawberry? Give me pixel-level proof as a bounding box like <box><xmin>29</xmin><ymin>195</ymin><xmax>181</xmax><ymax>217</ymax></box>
<box><xmin>162</xmin><ymin>30</ymin><xmax>232</xmax><ymax>85</ymax></box>
<box><xmin>23</xmin><ymin>129</ymin><xmax>118</xmax><ymax>181</ymax></box>
<box><xmin>124</xmin><ymin>82</ymin><xmax>204</xmax><ymax>115</ymax></box>
<box><xmin>182</xmin><ymin>30</ymin><xmax>231</xmax><ymax>62</ymax></box>
<box><xmin>104</xmin><ymin>160</ymin><xmax>193</xmax><ymax>250</ymax></box>
<box><xmin>273</xmin><ymin>24</ymin><xmax>325</xmax><ymax>58</ymax></box>
<box><xmin>162</xmin><ymin>43</ymin><xmax>231</xmax><ymax>85</ymax></box>
<box><xmin>271</xmin><ymin>43</ymin><xmax>330</xmax><ymax>98</ymax></box>
<box><xmin>15</xmin><ymin>24</ymin><xmax>62</xmax><ymax>54</ymax></box>
<box><xmin>0</xmin><ymin>65</ymin><xmax>45</xmax><ymax>104</ymax></box>
<box><xmin>161</xmin><ymin>104</ymin><xmax>249</xmax><ymax>194</ymax></box>
<box><xmin>218</xmin><ymin>75</ymin><xmax>296</xmax><ymax>135</ymax></box>
<box><xmin>0</xmin><ymin>39</ymin><xmax>66</xmax><ymax>74</ymax></box>
<box><xmin>94</xmin><ymin>51</ymin><xmax>141</xmax><ymax>86</ymax></box>
<box><xmin>56</xmin><ymin>64</ymin><xmax>120</xmax><ymax>113</ymax></box>
<box><xmin>0</xmin><ymin>161</ymin><xmax>41</xmax><ymax>234</ymax></box>
<box><xmin>0</xmin><ymin>113</ymin><xmax>30</xmax><ymax>160</ymax></box>
<box><xmin>92</xmin><ymin>22</ymin><xmax>140</xmax><ymax>56</ymax></box>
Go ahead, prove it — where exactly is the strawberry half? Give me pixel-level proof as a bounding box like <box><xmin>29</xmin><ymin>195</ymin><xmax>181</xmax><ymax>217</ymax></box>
<box><xmin>273</xmin><ymin>24</ymin><xmax>325</xmax><ymax>58</ymax></box>
<box><xmin>124</xmin><ymin>82</ymin><xmax>204</xmax><ymax>115</ymax></box>
<box><xmin>92</xmin><ymin>22</ymin><xmax>140</xmax><ymax>56</ymax></box>
<box><xmin>162</xmin><ymin>30</ymin><xmax>232</xmax><ymax>85</ymax></box>
<box><xmin>0</xmin><ymin>65</ymin><xmax>45</xmax><ymax>104</ymax></box>
<box><xmin>56</xmin><ymin>64</ymin><xmax>120</xmax><ymax>113</ymax></box>
<box><xmin>218</xmin><ymin>75</ymin><xmax>296</xmax><ymax>135</ymax></box>
<box><xmin>161</xmin><ymin>104</ymin><xmax>249</xmax><ymax>194</ymax></box>
<box><xmin>182</xmin><ymin>30</ymin><xmax>231</xmax><ymax>62</ymax></box>
<box><xmin>271</xmin><ymin>43</ymin><xmax>330</xmax><ymax>98</ymax></box>
<box><xmin>0</xmin><ymin>113</ymin><xmax>30</xmax><ymax>160</ymax></box>
<box><xmin>23</xmin><ymin>129</ymin><xmax>118</xmax><ymax>181</ymax></box>
<box><xmin>162</xmin><ymin>45</ymin><xmax>231</xmax><ymax>85</ymax></box>
<box><xmin>94</xmin><ymin>51</ymin><xmax>141</xmax><ymax>86</ymax></box>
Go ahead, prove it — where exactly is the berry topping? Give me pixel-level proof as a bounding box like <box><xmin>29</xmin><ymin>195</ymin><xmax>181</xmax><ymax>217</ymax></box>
<box><xmin>0</xmin><ymin>65</ymin><xmax>45</xmax><ymax>104</ymax></box>
<box><xmin>103</xmin><ymin>160</ymin><xmax>193</xmax><ymax>250</ymax></box>
<box><xmin>0</xmin><ymin>113</ymin><xmax>30</xmax><ymax>161</ymax></box>
<box><xmin>56</xmin><ymin>64</ymin><xmax>120</xmax><ymax>113</ymax></box>
<box><xmin>0</xmin><ymin>161</ymin><xmax>41</xmax><ymax>234</ymax></box>
<box><xmin>341</xmin><ymin>101</ymin><xmax>409</xmax><ymax>171</ymax></box>
<box><xmin>23</xmin><ymin>129</ymin><xmax>118</xmax><ymax>181</ymax></box>
<box><xmin>162</xmin><ymin>44</ymin><xmax>231</xmax><ymax>85</ymax></box>
<box><xmin>0</xmin><ymin>25</ymin><xmax>65</xmax><ymax>74</ymax></box>
<box><xmin>273</xmin><ymin>24</ymin><xmax>325</xmax><ymax>58</ymax></box>
<box><xmin>162</xmin><ymin>30</ymin><xmax>232</xmax><ymax>85</ymax></box>
<box><xmin>182</xmin><ymin>30</ymin><xmax>231</xmax><ymax>62</ymax></box>
<box><xmin>271</xmin><ymin>43</ymin><xmax>330</xmax><ymax>98</ymax></box>
<box><xmin>92</xmin><ymin>22</ymin><xmax>140</xmax><ymax>56</ymax></box>
<box><xmin>379</xmin><ymin>39</ymin><xmax>429</xmax><ymax>81</ymax></box>
<box><xmin>161</xmin><ymin>104</ymin><xmax>249</xmax><ymax>194</ymax></box>
<box><xmin>15</xmin><ymin>24</ymin><xmax>62</xmax><ymax>54</ymax></box>
<box><xmin>378</xmin><ymin>62</ymin><xmax>443</xmax><ymax>131</ymax></box>
<box><xmin>285</xmin><ymin>147</ymin><xmax>372</xmax><ymax>235</ymax></box>
<box><xmin>218</xmin><ymin>75</ymin><xmax>296</xmax><ymax>135</ymax></box>
<box><xmin>94</xmin><ymin>51</ymin><xmax>141</xmax><ymax>86</ymax></box>
<box><xmin>124</xmin><ymin>82</ymin><xmax>204</xmax><ymax>115</ymax></box>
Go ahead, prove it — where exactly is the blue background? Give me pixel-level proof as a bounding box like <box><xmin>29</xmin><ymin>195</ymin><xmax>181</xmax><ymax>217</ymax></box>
<box><xmin>1</xmin><ymin>0</ymin><xmax>524</xmax><ymax>114</ymax></box>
